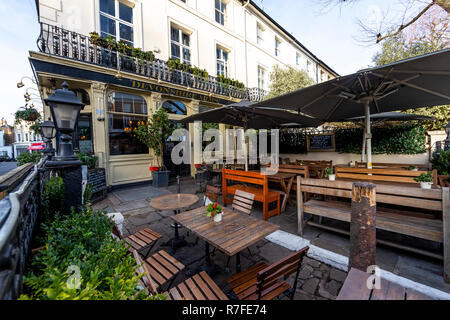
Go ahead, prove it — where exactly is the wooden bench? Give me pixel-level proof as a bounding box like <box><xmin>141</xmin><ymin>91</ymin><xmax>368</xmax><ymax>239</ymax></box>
<box><xmin>227</xmin><ymin>247</ymin><xmax>309</xmax><ymax>300</ymax></box>
<box><xmin>335</xmin><ymin>166</ymin><xmax>438</xmax><ymax>186</ymax></box>
<box><xmin>296</xmin><ymin>178</ymin><xmax>450</xmax><ymax>282</ymax></box>
<box><xmin>222</xmin><ymin>168</ymin><xmax>281</xmax><ymax>220</ymax></box>
<box><xmin>355</xmin><ymin>161</ymin><xmax>429</xmax><ymax>170</ymax></box>
<box><xmin>296</xmin><ymin>160</ymin><xmax>332</xmax><ymax>178</ymax></box>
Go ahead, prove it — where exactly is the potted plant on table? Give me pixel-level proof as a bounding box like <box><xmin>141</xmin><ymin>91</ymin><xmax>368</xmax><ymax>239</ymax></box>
<box><xmin>324</xmin><ymin>167</ymin><xmax>335</xmax><ymax>181</ymax></box>
<box><xmin>414</xmin><ymin>172</ymin><xmax>433</xmax><ymax>189</ymax></box>
<box><xmin>136</xmin><ymin>108</ymin><xmax>172</xmax><ymax>188</ymax></box>
<box><xmin>206</xmin><ymin>202</ymin><xmax>223</xmax><ymax>223</ymax></box>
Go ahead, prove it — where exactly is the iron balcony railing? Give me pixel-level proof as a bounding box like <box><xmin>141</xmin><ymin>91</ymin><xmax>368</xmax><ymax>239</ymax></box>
<box><xmin>37</xmin><ymin>23</ymin><xmax>268</xmax><ymax>102</ymax></box>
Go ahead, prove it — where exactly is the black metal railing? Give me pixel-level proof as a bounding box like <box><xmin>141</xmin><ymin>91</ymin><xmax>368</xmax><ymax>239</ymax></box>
<box><xmin>37</xmin><ymin>23</ymin><xmax>268</xmax><ymax>102</ymax></box>
<box><xmin>0</xmin><ymin>158</ymin><xmax>48</xmax><ymax>300</ymax></box>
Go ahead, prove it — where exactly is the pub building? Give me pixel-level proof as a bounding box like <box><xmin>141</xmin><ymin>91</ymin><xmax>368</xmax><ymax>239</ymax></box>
<box><xmin>30</xmin><ymin>0</ymin><xmax>338</xmax><ymax>187</ymax></box>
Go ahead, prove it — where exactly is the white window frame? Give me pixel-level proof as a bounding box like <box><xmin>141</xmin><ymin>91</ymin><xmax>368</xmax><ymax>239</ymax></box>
<box><xmin>99</xmin><ymin>0</ymin><xmax>135</xmax><ymax>47</ymax></box>
<box><xmin>170</xmin><ymin>25</ymin><xmax>192</xmax><ymax>64</ymax></box>
<box><xmin>216</xmin><ymin>46</ymin><xmax>229</xmax><ymax>77</ymax></box>
<box><xmin>275</xmin><ymin>37</ymin><xmax>281</xmax><ymax>57</ymax></box>
<box><xmin>256</xmin><ymin>23</ymin><xmax>264</xmax><ymax>45</ymax></box>
<box><xmin>296</xmin><ymin>52</ymin><xmax>301</xmax><ymax>66</ymax></box>
<box><xmin>215</xmin><ymin>0</ymin><xmax>227</xmax><ymax>26</ymax></box>
<box><xmin>258</xmin><ymin>66</ymin><xmax>265</xmax><ymax>90</ymax></box>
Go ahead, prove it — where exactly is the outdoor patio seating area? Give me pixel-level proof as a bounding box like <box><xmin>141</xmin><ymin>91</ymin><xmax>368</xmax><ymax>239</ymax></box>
<box><xmin>91</xmin><ymin>173</ymin><xmax>450</xmax><ymax>300</ymax></box>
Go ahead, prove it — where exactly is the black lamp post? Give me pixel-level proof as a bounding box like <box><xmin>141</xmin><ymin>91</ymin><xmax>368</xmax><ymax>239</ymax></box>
<box><xmin>40</xmin><ymin>117</ymin><xmax>56</xmax><ymax>157</ymax></box>
<box><xmin>445</xmin><ymin>122</ymin><xmax>450</xmax><ymax>151</ymax></box>
<box><xmin>44</xmin><ymin>81</ymin><xmax>85</xmax><ymax>161</ymax></box>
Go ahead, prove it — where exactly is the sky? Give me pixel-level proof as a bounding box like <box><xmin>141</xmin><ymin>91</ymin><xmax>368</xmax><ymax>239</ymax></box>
<box><xmin>0</xmin><ymin>0</ymin><xmax>421</xmax><ymax>125</ymax></box>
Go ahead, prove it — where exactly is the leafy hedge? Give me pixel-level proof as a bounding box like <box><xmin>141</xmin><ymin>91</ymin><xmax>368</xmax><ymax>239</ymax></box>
<box><xmin>20</xmin><ymin>207</ymin><xmax>164</xmax><ymax>300</ymax></box>
<box><xmin>431</xmin><ymin>149</ymin><xmax>450</xmax><ymax>175</ymax></box>
<box><xmin>17</xmin><ymin>151</ymin><xmax>42</xmax><ymax>166</ymax></box>
<box><xmin>280</xmin><ymin>124</ymin><xmax>427</xmax><ymax>155</ymax></box>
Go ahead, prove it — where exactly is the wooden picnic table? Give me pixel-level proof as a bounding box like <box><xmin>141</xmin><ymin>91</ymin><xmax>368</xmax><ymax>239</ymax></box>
<box><xmin>337</xmin><ymin>268</ymin><xmax>433</xmax><ymax>300</ymax></box>
<box><xmin>268</xmin><ymin>172</ymin><xmax>296</xmax><ymax>212</ymax></box>
<box><xmin>172</xmin><ymin>206</ymin><xmax>279</xmax><ymax>273</ymax></box>
<box><xmin>150</xmin><ymin>193</ymin><xmax>199</xmax><ymax>253</ymax></box>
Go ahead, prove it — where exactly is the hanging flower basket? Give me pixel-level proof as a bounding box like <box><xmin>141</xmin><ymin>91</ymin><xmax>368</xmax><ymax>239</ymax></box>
<box><xmin>15</xmin><ymin>105</ymin><xmax>41</xmax><ymax>124</ymax></box>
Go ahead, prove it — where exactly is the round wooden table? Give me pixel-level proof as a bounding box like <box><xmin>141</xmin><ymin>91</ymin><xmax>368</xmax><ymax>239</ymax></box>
<box><xmin>150</xmin><ymin>193</ymin><xmax>199</xmax><ymax>253</ymax></box>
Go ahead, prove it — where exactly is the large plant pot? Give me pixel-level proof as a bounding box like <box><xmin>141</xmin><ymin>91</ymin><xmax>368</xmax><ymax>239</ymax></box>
<box><xmin>152</xmin><ymin>170</ymin><xmax>170</xmax><ymax>188</ymax></box>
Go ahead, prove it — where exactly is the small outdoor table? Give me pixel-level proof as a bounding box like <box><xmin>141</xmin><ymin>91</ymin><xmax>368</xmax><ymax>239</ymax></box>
<box><xmin>268</xmin><ymin>172</ymin><xmax>296</xmax><ymax>212</ymax></box>
<box><xmin>150</xmin><ymin>193</ymin><xmax>199</xmax><ymax>254</ymax></box>
<box><xmin>337</xmin><ymin>268</ymin><xmax>432</xmax><ymax>300</ymax></box>
<box><xmin>172</xmin><ymin>206</ymin><xmax>279</xmax><ymax>275</ymax></box>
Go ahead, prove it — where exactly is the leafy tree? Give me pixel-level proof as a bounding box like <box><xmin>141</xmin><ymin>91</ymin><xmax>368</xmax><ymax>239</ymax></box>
<box><xmin>265</xmin><ymin>65</ymin><xmax>315</xmax><ymax>100</ymax></box>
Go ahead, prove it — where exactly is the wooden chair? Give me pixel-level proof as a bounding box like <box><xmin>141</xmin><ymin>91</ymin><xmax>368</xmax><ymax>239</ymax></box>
<box><xmin>227</xmin><ymin>246</ymin><xmax>309</xmax><ymax>300</ymax></box>
<box><xmin>133</xmin><ymin>250</ymin><xmax>228</xmax><ymax>300</ymax></box>
<box><xmin>232</xmin><ymin>189</ymin><xmax>255</xmax><ymax>215</ymax></box>
<box><xmin>204</xmin><ymin>184</ymin><xmax>220</xmax><ymax>204</ymax></box>
<box><xmin>113</xmin><ymin>224</ymin><xmax>163</xmax><ymax>259</ymax></box>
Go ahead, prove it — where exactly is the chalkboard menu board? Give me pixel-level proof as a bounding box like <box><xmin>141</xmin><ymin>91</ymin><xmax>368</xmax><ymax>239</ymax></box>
<box><xmin>307</xmin><ymin>134</ymin><xmax>335</xmax><ymax>152</ymax></box>
<box><xmin>87</xmin><ymin>168</ymin><xmax>107</xmax><ymax>202</ymax></box>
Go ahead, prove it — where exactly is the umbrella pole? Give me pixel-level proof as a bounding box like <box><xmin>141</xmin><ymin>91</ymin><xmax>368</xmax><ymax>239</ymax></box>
<box><xmin>361</xmin><ymin>126</ymin><xmax>366</xmax><ymax>163</ymax></box>
<box><xmin>364</xmin><ymin>100</ymin><xmax>372</xmax><ymax>169</ymax></box>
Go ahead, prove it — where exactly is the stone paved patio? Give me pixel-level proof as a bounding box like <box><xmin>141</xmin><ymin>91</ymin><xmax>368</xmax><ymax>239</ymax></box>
<box><xmin>92</xmin><ymin>178</ymin><xmax>347</xmax><ymax>300</ymax></box>
<box><xmin>93</xmin><ymin>177</ymin><xmax>450</xmax><ymax>299</ymax></box>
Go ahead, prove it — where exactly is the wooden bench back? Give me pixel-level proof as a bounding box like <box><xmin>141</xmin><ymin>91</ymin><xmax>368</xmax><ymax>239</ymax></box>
<box><xmin>335</xmin><ymin>166</ymin><xmax>438</xmax><ymax>185</ymax></box>
<box><xmin>355</xmin><ymin>161</ymin><xmax>429</xmax><ymax>170</ymax></box>
<box><xmin>205</xmin><ymin>184</ymin><xmax>220</xmax><ymax>203</ymax></box>
<box><xmin>232</xmin><ymin>190</ymin><xmax>255</xmax><ymax>215</ymax></box>
<box><xmin>133</xmin><ymin>250</ymin><xmax>159</xmax><ymax>295</ymax></box>
<box><xmin>298</xmin><ymin>178</ymin><xmax>443</xmax><ymax>211</ymax></box>
<box><xmin>256</xmin><ymin>246</ymin><xmax>309</xmax><ymax>299</ymax></box>
<box><xmin>296</xmin><ymin>159</ymin><xmax>332</xmax><ymax>167</ymax></box>
<box><xmin>222</xmin><ymin>168</ymin><xmax>268</xmax><ymax>189</ymax></box>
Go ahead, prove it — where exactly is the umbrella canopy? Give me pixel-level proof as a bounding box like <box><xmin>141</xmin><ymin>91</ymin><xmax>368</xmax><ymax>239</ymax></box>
<box><xmin>255</xmin><ymin>49</ymin><xmax>450</xmax><ymax>167</ymax></box>
<box><xmin>345</xmin><ymin>111</ymin><xmax>435</xmax><ymax>122</ymax></box>
<box><xmin>178</xmin><ymin>100</ymin><xmax>322</xmax><ymax>129</ymax></box>
<box><xmin>27</xmin><ymin>143</ymin><xmax>46</xmax><ymax>151</ymax></box>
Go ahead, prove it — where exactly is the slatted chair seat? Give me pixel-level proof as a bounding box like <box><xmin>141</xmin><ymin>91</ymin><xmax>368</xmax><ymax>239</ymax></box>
<box><xmin>142</xmin><ymin>250</ymin><xmax>185</xmax><ymax>290</ymax></box>
<box><xmin>122</xmin><ymin>227</ymin><xmax>163</xmax><ymax>258</ymax></box>
<box><xmin>164</xmin><ymin>271</ymin><xmax>229</xmax><ymax>300</ymax></box>
<box><xmin>227</xmin><ymin>247</ymin><xmax>309</xmax><ymax>300</ymax></box>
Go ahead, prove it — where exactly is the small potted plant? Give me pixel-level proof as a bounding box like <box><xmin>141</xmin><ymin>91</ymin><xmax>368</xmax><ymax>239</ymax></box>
<box><xmin>414</xmin><ymin>172</ymin><xmax>433</xmax><ymax>189</ymax></box>
<box><xmin>136</xmin><ymin>108</ymin><xmax>172</xmax><ymax>188</ymax></box>
<box><xmin>206</xmin><ymin>202</ymin><xmax>223</xmax><ymax>223</ymax></box>
<box><xmin>405</xmin><ymin>165</ymin><xmax>418</xmax><ymax>171</ymax></box>
<box><xmin>324</xmin><ymin>167</ymin><xmax>335</xmax><ymax>181</ymax></box>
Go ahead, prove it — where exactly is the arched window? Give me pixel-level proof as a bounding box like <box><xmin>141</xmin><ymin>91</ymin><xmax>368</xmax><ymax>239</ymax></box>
<box><xmin>162</xmin><ymin>100</ymin><xmax>187</xmax><ymax>115</ymax></box>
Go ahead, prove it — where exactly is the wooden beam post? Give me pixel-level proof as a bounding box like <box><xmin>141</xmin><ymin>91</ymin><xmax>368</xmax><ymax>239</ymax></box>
<box><xmin>349</xmin><ymin>182</ymin><xmax>376</xmax><ymax>272</ymax></box>
<box><xmin>443</xmin><ymin>187</ymin><xmax>450</xmax><ymax>283</ymax></box>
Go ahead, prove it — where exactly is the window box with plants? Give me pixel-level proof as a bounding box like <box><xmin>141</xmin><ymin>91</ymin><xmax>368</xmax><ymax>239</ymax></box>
<box><xmin>136</xmin><ymin>108</ymin><xmax>172</xmax><ymax>188</ymax></box>
<box><xmin>414</xmin><ymin>172</ymin><xmax>434</xmax><ymax>189</ymax></box>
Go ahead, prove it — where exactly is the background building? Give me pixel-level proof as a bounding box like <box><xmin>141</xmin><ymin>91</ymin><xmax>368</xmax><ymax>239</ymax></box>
<box><xmin>31</xmin><ymin>0</ymin><xmax>338</xmax><ymax>186</ymax></box>
<box><xmin>12</xmin><ymin>120</ymin><xmax>43</xmax><ymax>159</ymax></box>
<box><xmin>0</xmin><ymin>118</ymin><xmax>14</xmax><ymax>159</ymax></box>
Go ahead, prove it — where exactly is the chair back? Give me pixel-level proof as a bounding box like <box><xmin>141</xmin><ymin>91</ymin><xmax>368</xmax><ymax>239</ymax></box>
<box><xmin>133</xmin><ymin>250</ymin><xmax>159</xmax><ymax>295</ymax></box>
<box><xmin>232</xmin><ymin>189</ymin><xmax>255</xmax><ymax>215</ymax></box>
<box><xmin>256</xmin><ymin>246</ymin><xmax>309</xmax><ymax>299</ymax></box>
<box><xmin>204</xmin><ymin>184</ymin><xmax>220</xmax><ymax>205</ymax></box>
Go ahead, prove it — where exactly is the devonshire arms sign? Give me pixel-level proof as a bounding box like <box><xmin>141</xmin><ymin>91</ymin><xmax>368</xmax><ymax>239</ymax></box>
<box><xmin>131</xmin><ymin>80</ymin><xmax>234</xmax><ymax>105</ymax></box>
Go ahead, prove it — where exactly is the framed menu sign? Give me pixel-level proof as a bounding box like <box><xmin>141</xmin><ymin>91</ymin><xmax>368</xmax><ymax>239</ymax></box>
<box><xmin>307</xmin><ymin>133</ymin><xmax>335</xmax><ymax>152</ymax></box>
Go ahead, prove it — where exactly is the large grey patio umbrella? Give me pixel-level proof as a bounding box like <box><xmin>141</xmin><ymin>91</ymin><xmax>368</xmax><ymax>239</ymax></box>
<box><xmin>179</xmin><ymin>100</ymin><xmax>322</xmax><ymax>170</ymax></box>
<box><xmin>344</xmin><ymin>112</ymin><xmax>435</xmax><ymax>163</ymax></box>
<box><xmin>255</xmin><ymin>48</ymin><xmax>450</xmax><ymax>168</ymax></box>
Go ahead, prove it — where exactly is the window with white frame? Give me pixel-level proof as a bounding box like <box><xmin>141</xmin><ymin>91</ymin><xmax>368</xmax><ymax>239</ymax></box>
<box><xmin>258</xmin><ymin>66</ymin><xmax>265</xmax><ymax>90</ymax></box>
<box><xmin>257</xmin><ymin>23</ymin><xmax>264</xmax><ymax>45</ymax></box>
<box><xmin>216</xmin><ymin>46</ymin><xmax>228</xmax><ymax>77</ymax></box>
<box><xmin>306</xmin><ymin>59</ymin><xmax>312</xmax><ymax>73</ymax></box>
<box><xmin>170</xmin><ymin>26</ymin><xmax>191</xmax><ymax>64</ymax></box>
<box><xmin>296</xmin><ymin>52</ymin><xmax>301</xmax><ymax>66</ymax></box>
<box><xmin>275</xmin><ymin>38</ymin><xmax>281</xmax><ymax>57</ymax></box>
<box><xmin>215</xmin><ymin>0</ymin><xmax>227</xmax><ymax>25</ymax></box>
<box><xmin>99</xmin><ymin>0</ymin><xmax>134</xmax><ymax>47</ymax></box>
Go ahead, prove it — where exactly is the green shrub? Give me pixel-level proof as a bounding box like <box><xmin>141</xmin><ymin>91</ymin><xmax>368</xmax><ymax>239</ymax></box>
<box><xmin>17</xmin><ymin>151</ymin><xmax>42</xmax><ymax>166</ymax></box>
<box><xmin>414</xmin><ymin>172</ymin><xmax>433</xmax><ymax>183</ymax></box>
<box><xmin>41</xmin><ymin>176</ymin><xmax>65</xmax><ymax>224</ymax></box>
<box><xmin>431</xmin><ymin>149</ymin><xmax>450</xmax><ymax>175</ymax></box>
<box><xmin>77</xmin><ymin>152</ymin><xmax>98</xmax><ymax>169</ymax></box>
<box><xmin>20</xmin><ymin>207</ymin><xmax>165</xmax><ymax>300</ymax></box>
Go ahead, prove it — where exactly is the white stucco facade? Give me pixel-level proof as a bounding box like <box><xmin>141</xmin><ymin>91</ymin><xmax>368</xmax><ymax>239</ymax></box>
<box><xmin>37</xmin><ymin>0</ymin><xmax>338</xmax><ymax>92</ymax></box>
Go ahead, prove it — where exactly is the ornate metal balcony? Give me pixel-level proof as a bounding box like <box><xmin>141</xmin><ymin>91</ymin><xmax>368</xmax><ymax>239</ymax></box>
<box><xmin>37</xmin><ymin>23</ymin><xmax>268</xmax><ymax>102</ymax></box>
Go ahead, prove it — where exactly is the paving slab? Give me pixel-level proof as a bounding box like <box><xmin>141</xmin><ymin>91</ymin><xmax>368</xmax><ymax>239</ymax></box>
<box><xmin>114</xmin><ymin>200</ymin><xmax>150</xmax><ymax>213</ymax></box>
<box><xmin>113</xmin><ymin>185</ymin><xmax>171</xmax><ymax>202</ymax></box>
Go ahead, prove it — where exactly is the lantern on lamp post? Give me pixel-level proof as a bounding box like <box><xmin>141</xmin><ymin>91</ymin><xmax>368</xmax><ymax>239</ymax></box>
<box><xmin>40</xmin><ymin>117</ymin><xmax>56</xmax><ymax>157</ymax></box>
<box><xmin>44</xmin><ymin>81</ymin><xmax>85</xmax><ymax>161</ymax></box>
